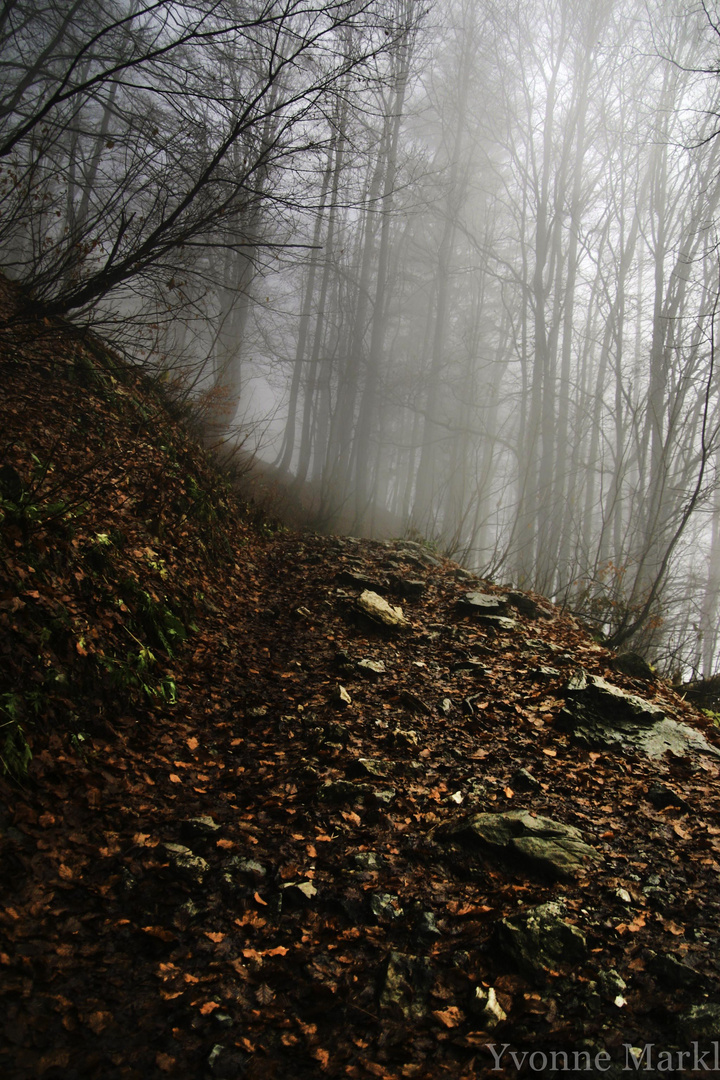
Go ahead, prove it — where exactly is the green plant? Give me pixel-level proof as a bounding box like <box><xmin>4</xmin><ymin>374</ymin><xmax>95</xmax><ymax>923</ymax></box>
<box><xmin>0</xmin><ymin>693</ymin><xmax>32</xmax><ymax>779</ymax></box>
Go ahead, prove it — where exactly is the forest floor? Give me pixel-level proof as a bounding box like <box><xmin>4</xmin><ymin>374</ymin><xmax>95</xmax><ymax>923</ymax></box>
<box><xmin>4</xmin><ymin>281</ymin><xmax>720</xmax><ymax>1079</ymax></box>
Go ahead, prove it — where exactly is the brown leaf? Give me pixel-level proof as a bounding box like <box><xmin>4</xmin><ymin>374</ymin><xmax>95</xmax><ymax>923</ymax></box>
<box><xmin>204</xmin><ymin>931</ymin><xmax>225</xmax><ymax>943</ymax></box>
<box><xmin>432</xmin><ymin>1006</ymin><xmax>464</xmax><ymax>1029</ymax></box>
<box><xmin>156</xmin><ymin>1052</ymin><xmax>176</xmax><ymax>1072</ymax></box>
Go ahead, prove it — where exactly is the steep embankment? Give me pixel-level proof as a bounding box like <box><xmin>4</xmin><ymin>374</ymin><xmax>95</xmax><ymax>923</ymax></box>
<box><xmin>3</xmin><ymin>285</ymin><xmax>720</xmax><ymax>1079</ymax></box>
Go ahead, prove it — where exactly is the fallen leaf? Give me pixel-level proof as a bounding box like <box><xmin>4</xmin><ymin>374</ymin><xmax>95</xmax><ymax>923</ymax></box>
<box><xmin>186</xmin><ymin>736</ymin><xmax>199</xmax><ymax>752</ymax></box>
<box><xmin>169</xmin><ymin>774</ymin><xmax>181</xmax><ymax>783</ymax></box>
<box><xmin>432</xmin><ymin>1006</ymin><xmax>464</xmax><ymax>1029</ymax></box>
<box><xmin>198</xmin><ymin>1001</ymin><xmax>220</xmax><ymax>1015</ymax></box>
<box><xmin>204</xmin><ymin>931</ymin><xmax>225</xmax><ymax>943</ymax></box>
<box><xmin>253</xmin><ymin>891</ymin><xmax>267</xmax><ymax>906</ymax></box>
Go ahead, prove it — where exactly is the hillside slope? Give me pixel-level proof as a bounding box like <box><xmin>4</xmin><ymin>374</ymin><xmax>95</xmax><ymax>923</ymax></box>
<box><xmin>3</xmin><ymin>289</ymin><xmax>720</xmax><ymax>1079</ymax></box>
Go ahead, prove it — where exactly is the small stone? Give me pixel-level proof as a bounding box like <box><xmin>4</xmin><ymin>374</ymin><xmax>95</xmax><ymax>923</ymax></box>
<box><xmin>162</xmin><ymin>843</ymin><xmax>209</xmax><ymax>885</ymax></box>
<box><xmin>357</xmin><ymin>658</ymin><xmax>387</xmax><ymax>677</ymax></box>
<box><xmin>180</xmin><ymin>816</ymin><xmax>221</xmax><ymax>842</ymax></box>
<box><xmin>331</xmin><ymin>684</ymin><xmax>352</xmax><ymax>708</ymax></box>
<box><xmin>346</xmin><ymin>757</ymin><xmax>387</xmax><ymax>779</ymax></box>
<box><xmin>357</xmin><ymin>590</ymin><xmax>411</xmax><ymax>629</ymax></box>
<box><xmin>370</xmin><ymin>892</ymin><xmax>403</xmax><ymax>922</ymax></box>
<box><xmin>439</xmin><ymin>698</ymin><xmax>453</xmax><ymax>715</ymax></box>
<box><xmin>610</xmin><ymin>651</ymin><xmax>655</xmax><ymax>680</ymax></box>
<box><xmin>470</xmin><ymin>986</ymin><xmax>507</xmax><ymax>1029</ymax></box>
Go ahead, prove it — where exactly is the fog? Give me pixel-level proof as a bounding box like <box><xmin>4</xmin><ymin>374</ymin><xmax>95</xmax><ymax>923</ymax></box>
<box><xmin>3</xmin><ymin>0</ymin><xmax>720</xmax><ymax>676</ymax></box>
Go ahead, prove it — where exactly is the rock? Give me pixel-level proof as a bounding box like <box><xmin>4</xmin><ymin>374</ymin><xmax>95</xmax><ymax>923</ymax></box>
<box><xmin>469</xmin><ymin>986</ymin><xmax>507</xmax><ymax>1029</ymax></box>
<box><xmin>180</xmin><ymin>816</ymin><xmax>221</xmax><ymax>843</ymax></box>
<box><xmin>318</xmin><ymin>779</ymin><xmax>372</xmax><ymax>804</ymax></box>
<box><xmin>596</xmin><ymin>969</ymin><xmax>627</xmax><ymax>1002</ymax></box>
<box><xmin>507</xmin><ymin>591</ymin><xmax>543</xmax><ymax>619</ymax></box>
<box><xmin>493</xmin><ymin>901</ymin><xmax>588</xmax><ymax>981</ymax></box>
<box><xmin>532</xmin><ymin>666</ymin><xmax>561</xmax><ymax>682</ymax></box>
<box><xmin>370</xmin><ymin>892</ymin><xmax>403</xmax><ymax>923</ymax></box>
<box><xmin>389</xmin><ymin>727</ymin><xmax>419</xmax><ymax>749</ymax></box>
<box><xmin>456</xmin><ymin>592</ymin><xmax>509</xmax><ymax>615</ymax></box>
<box><xmin>337</xmin><ymin>569</ymin><xmax>383</xmax><ymax>589</ymax></box>
<box><xmin>645</xmin><ymin>782</ymin><xmax>691</xmax><ymax>811</ymax></box>
<box><xmin>378</xmin><ymin>951</ymin><xmax>431</xmax><ymax>1018</ymax></box>
<box><xmin>353</xmin><ymin>851</ymin><xmax>382</xmax><ymax>871</ymax></box>
<box><xmin>282</xmin><ymin>880</ymin><xmax>317</xmax><ymax>905</ymax></box>
<box><xmin>222</xmin><ymin>856</ymin><xmax>266</xmax><ymax>883</ymax></box>
<box><xmin>610</xmin><ymin>651</ymin><xmax>655</xmax><ymax>680</ymax></box>
<box><xmin>646</xmin><ymin>950</ymin><xmax>709</xmax><ymax>992</ymax></box>
<box><xmin>442</xmin><ymin>809</ymin><xmax>601</xmax><ymax>879</ymax></box>
<box><xmin>400</xmin><ymin>689</ymin><xmax>431</xmax><ymax>714</ymax></box>
<box><xmin>357</xmin><ymin>590</ymin><xmax>411</xmax><ymax>630</ymax></box>
<box><xmin>162</xmin><ymin>843</ymin><xmax>209</xmax><ymax>885</ymax></box>
<box><xmin>473</xmin><ymin>615</ymin><xmax>519</xmax><ymax>632</ymax></box>
<box><xmin>346</xmin><ymin>757</ymin><xmax>388</xmax><ymax>779</ymax></box>
<box><xmin>677</xmin><ymin>1003</ymin><xmax>720</xmax><ymax>1040</ymax></box>
<box><xmin>388</xmin><ymin>575</ymin><xmax>426</xmax><ymax>599</ymax></box>
<box><xmin>373</xmin><ymin>788</ymin><xmax>397</xmax><ymax>805</ymax></box>
<box><xmin>511</xmin><ymin>768</ymin><xmax>541</xmax><ymax>792</ymax></box>
<box><xmin>331</xmin><ymin>684</ymin><xmax>352</xmax><ymax>708</ymax></box>
<box><xmin>357</xmin><ymin>658</ymin><xmax>386</xmax><ymax>677</ymax></box>
<box><xmin>561</xmin><ymin>670</ymin><xmax>720</xmax><ymax>759</ymax></box>
<box><xmin>439</xmin><ymin>698</ymin><xmax>453</xmax><ymax>715</ymax></box>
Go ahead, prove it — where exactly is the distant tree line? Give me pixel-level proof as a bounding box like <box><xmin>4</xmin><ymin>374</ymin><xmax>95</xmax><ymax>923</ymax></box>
<box><xmin>4</xmin><ymin>0</ymin><xmax>720</xmax><ymax>677</ymax></box>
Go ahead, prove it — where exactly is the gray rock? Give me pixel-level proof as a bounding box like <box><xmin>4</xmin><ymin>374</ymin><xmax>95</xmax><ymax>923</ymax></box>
<box><xmin>389</xmin><ymin>575</ymin><xmax>426</xmax><ymax>599</ymax></box>
<box><xmin>357</xmin><ymin>590</ymin><xmax>411</xmax><ymax>630</ymax></box>
<box><xmin>223</xmin><ymin>856</ymin><xmax>267</xmax><ymax>881</ymax></box>
<box><xmin>353</xmin><ymin>851</ymin><xmax>382</xmax><ymax>871</ymax></box>
<box><xmin>677</xmin><ymin>1003</ymin><xmax>720</xmax><ymax>1039</ymax></box>
<box><xmin>370</xmin><ymin>892</ymin><xmax>403</xmax><ymax>923</ymax></box>
<box><xmin>346</xmin><ymin>757</ymin><xmax>388</xmax><ymax>779</ymax></box>
<box><xmin>646</xmin><ymin>950</ymin><xmax>709</xmax><ymax>992</ymax></box>
<box><xmin>561</xmin><ymin>670</ymin><xmax>720</xmax><ymax>759</ymax></box>
<box><xmin>162</xmin><ymin>843</ymin><xmax>209</xmax><ymax>885</ymax></box>
<box><xmin>378</xmin><ymin>951</ymin><xmax>431</xmax><ymax>1018</ymax></box>
<box><xmin>511</xmin><ymin>768</ymin><xmax>541</xmax><ymax>792</ymax></box>
<box><xmin>494</xmin><ymin>901</ymin><xmax>588</xmax><ymax>981</ymax></box>
<box><xmin>610</xmin><ymin>651</ymin><xmax>655</xmax><ymax>680</ymax></box>
<box><xmin>645</xmin><ymin>783</ymin><xmax>691</xmax><ymax>811</ymax></box>
<box><xmin>330</xmin><ymin>684</ymin><xmax>352</xmax><ymax>708</ymax></box>
<box><xmin>180</xmin><ymin>816</ymin><xmax>221</xmax><ymax>843</ymax></box>
<box><xmin>469</xmin><ymin>986</ymin><xmax>507</xmax><ymax>1029</ymax></box>
<box><xmin>442</xmin><ymin>809</ymin><xmax>601</xmax><ymax>879</ymax></box>
<box><xmin>456</xmin><ymin>592</ymin><xmax>509</xmax><ymax>615</ymax></box>
<box><xmin>319</xmin><ymin>779</ymin><xmax>372</xmax><ymax>804</ymax></box>
<box><xmin>357</xmin><ymin>658</ymin><xmax>387</xmax><ymax>677</ymax></box>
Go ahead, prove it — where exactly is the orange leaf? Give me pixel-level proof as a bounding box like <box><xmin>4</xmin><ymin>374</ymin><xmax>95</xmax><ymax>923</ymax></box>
<box><xmin>216</xmin><ymin>838</ymin><xmax>234</xmax><ymax>850</ymax></box>
<box><xmin>307</xmin><ymin>844</ymin><xmax>318</xmax><ymax>858</ymax></box>
<box><xmin>313</xmin><ymin>1047</ymin><xmax>330</xmax><ymax>1069</ymax></box>
<box><xmin>253</xmin><ymin>891</ymin><xmax>267</xmax><ymax>906</ymax></box>
<box><xmin>186</xmin><ymin>737</ymin><xmax>199</xmax><ymax>752</ymax></box>
<box><xmin>266</xmin><ymin>946</ymin><xmax>289</xmax><ymax>956</ymax></box>
<box><xmin>432</xmin><ymin>1006</ymin><xmax>464</xmax><ymax>1029</ymax></box>
<box><xmin>504</xmin><ymin>786</ymin><xmax>514</xmax><ymax>799</ymax></box>
<box><xmin>198</xmin><ymin>1002</ymin><xmax>220</xmax><ymax>1015</ymax></box>
<box><xmin>341</xmin><ymin>810</ymin><xmax>361</xmax><ymax>826</ymax></box>
<box><xmin>204</xmin><ymin>931</ymin><xmax>225</xmax><ymax>943</ymax></box>
<box><xmin>542</xmin><ymin>748</ymin><xmax>557</xmax><ymax>757</ymax></box>
<box><xmin>169</xmin><ymin>774</ymin><xmax>181</xmax><ymax>784</ymax></box>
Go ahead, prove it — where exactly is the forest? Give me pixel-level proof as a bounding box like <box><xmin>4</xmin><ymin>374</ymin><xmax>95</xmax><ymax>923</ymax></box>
<box><xmin>4</xmin><ymin>0</ymin><xmax>720</xmax><ymax>678</ymax></box>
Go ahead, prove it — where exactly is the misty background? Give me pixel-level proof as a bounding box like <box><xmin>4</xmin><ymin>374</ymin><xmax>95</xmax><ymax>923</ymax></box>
<box><xmin>3</xmin><ymin>0</ymin><xmax>720</xmax><ymax>679</ymax></box>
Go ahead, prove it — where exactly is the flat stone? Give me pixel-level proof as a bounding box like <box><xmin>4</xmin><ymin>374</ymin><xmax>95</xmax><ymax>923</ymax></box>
<box><xmin>561</xmin><ymin>669</ymin><xmax>720</xmax><ymax>759</ymax></box>
<box><xmin>346</xmin><ymin>757</ymin><xmax>388</xmax><ymax>779</ymax></box>
<box><xmin>442</xmin><ymin>809</ymin><xmax>601</xmax><ymax>879</ymax></box>
<box><xmin>378</xmin><ymin>951</ymin><xmax>432</xmax><ymax>1019</ymax></box>
<box><xmin>456</xmin><ymin>592</ymin><xmax>509</xmax><ymax>615</ymax></box>
<box><xmin>357</xmin><ymin>659</ymin><xmax>387</xmax><ymax>677</ymax></box>
<box><xmin>493</xmin><ymin>901</ymin><xmax>587</xmax><ymax>981</ymax></box>
<box><xmin>162</xmin><ymin>843</ymin><xmax>209</xmax><ymax>885</ymax></box>
<box><xmin>357</xmin><ymin>590</ymin><xmax>410</xmax><ymax>630</ymax></box>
